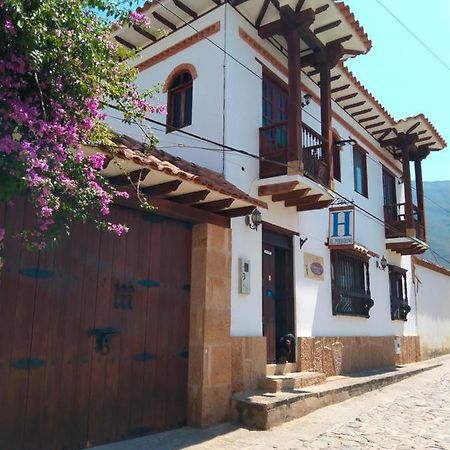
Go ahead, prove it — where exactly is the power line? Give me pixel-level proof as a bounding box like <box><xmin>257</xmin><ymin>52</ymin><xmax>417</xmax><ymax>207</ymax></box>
<box><xmin>373</xmin><ymin>0</ymin><xmax>450</xmax><ymax>71</ymax></box>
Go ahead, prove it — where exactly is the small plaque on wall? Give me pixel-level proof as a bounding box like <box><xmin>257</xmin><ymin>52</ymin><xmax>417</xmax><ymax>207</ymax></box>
<box><xmin>304</xmin><ymin>253</ymin><xmax>325</xmax><ymax>281</ymax></box>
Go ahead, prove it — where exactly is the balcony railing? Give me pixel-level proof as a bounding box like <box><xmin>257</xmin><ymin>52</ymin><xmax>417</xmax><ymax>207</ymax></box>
<box><xmin>384</xmin><ymin>203</ymin><xmax>426</xmax><ymax>241</ymax></box>
<box><xmin>259</xmin><ymin>121</ymin><xmax>329</xmax><ymax>186</ymax></box>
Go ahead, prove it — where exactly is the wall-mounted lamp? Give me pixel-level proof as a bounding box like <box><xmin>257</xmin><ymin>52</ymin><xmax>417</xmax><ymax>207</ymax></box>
<box><xmin>376</xmin><ymin>256</ymin><xmax>388</xmax><ymax>271</ymax></box>
<box><xmin>335</xmin><ymin>137</ymin><xmax>357</xmax><ymax>147</ymax></box>
<box><xmin>397</xmin><ymin>176</ymin><xmax>404</xmax><ymax>185</ymax></box>
<box><xmin>245</xmin><ymin>208</ymin><xmax>262</xmax><ymax>230</ymax></box>
<box><xmin>301</xmin><ymin>93</ymin><xmax>312</xmax><ymax>108</ymax></box>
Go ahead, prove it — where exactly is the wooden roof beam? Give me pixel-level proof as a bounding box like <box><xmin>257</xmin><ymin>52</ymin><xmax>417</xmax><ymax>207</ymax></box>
<box><xmin>372</xmin><ymin>127</ymin><xmax>394</xmax><ymax>135</ymax></box>
<box><xmin>295</xmin><ymin>0</ymin><xmax>306</xmax><ymax>13</ymax></box>
<box><xmin>255</xmin><ymin>0</ymin><xmax>270</xmax><ymax>28</ymax></box>
<box><xmin>331</xmin><ymin>84</ymin><xmax>351</xmax><ymax>93</ymax></box>
<box><xmin>366</xmin><ymin>121</ymin><xmax>387</xmax><ymax>130</ymax></box>
<box><xmin>107</xmin><ymin>169</ymin><xmax>150</xmax><ymax>186</ymax></box>
<box><xmin>141</xmin><ymin>180</ymin><xmax>182</xmax><ymax>196</ymax></box>
<box><xmin>132</xmin><ymin>25</ymin><xmax>157</xmax><ymax>42</ymax></box>
<box><xmin>378</xmin><ymin>128</ymin><xmax>394</xmax><ymax>141</ymax></box>
<box><xmin>344</xmin><ymin>100</ymin><xmax>366</xmax><ymax>110</ymax></box>
<box><xmin>258</xmin><ymin>181</ymin><xmax>299</xmax><ymax>196</ymax></box>
<box><xmin>173</xmin><ymin>0</ymin><xmax>198</xmax><ymax>19</ymax></box>
<box><xmin>359</xmin><ymin>115</ymin><xmax>381</xmax><ymax>123</ymax></box>
<box><xmin>319</xmin><ymin>74</ymin><xmax>342</xmax><ymax>85</ymax></box>
<box><xmin>406</xmin><ymin>121</ymin><xmax>421</xmax><ymax>134</ymax></box>
<box><xmin>336</xmin><ymin>92</ymin><xmax>358</xmax><ymax>102</ymax></box>
<box><xmin>285</xmin><ymin>193</ymin><xmax>322</xmax><ymax>208</ymax></box>
<box><xmin>196</xmin><ymin>198</ymin><xmax>235</xmax><ymax>211</ymax></box>
<box><xmin>297</xmin><ymin>199</ymin><xmax>332</xmax><ymax>211</ymax></box>
<box><xmin>220</xmin><ymin>206</ymin><xmax>256</xmax><ymax>218</ymax></box>
<box><xmin>315</xmin><ymin>4</ymin><xmax>330</xmax><ymax>14</ymax></box>
<box><xmin>314</xmin><ymin>20</ymin><xmax>342</xmax><ymax>34</ymax></box>
<box><xmin>170</xmin><ymin>189</ymin><xmax>210</xmax><ymax>204</ymax></box>
<box><xmin>272</xmin><ymin>187</ymin><xmax>311</xmax><ymax>202</ymax></box>
<box><xmin>114</xmin><ymin>36</ymin><xmax>137</xmax><ymax>50</ymax></box>
<box><xmin>327</xmin><ymin>34</ymin><xmax>352</xmax><ymax>46</ymax></box>
<box><xmin>352</xmin><ymin>108</ymin><xmax>374</xmax><ymax>117</ymax></box>
<box><xmin>152</xmin><ymin>12</ymin><xmax>176</xmax><ymax>31</ymax></box>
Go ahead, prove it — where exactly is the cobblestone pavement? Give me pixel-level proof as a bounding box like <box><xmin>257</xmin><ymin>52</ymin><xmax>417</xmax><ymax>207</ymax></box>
<box><xmin>95</xmin><ymin>356</ymin><xmax>450</xmax><ymax>450</ymax></box>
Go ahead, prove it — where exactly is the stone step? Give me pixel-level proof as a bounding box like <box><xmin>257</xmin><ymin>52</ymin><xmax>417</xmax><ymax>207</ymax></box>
<box><xmin>266</xmin><ymin>363</ymin><xmax>298</xmax><ymax>376</ymax></box>
<box><xmin>259</xmin><ymin>371</ymin><xmax>327</xmax><ymax>393</ymax></box>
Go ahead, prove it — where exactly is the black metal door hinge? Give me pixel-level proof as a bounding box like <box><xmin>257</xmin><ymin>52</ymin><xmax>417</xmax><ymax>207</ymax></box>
<box><xmin>10</xmin><ymin>358</ymin><xmax>46</xmax><ymax>369</ymax></box>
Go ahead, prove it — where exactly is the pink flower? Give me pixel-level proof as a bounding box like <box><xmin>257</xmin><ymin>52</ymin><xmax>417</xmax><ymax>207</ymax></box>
<box><xmin>128</xmin><ymin>11</ymin><xmax>150</xmax><ymax>27</ymax></box>
<box><xmin>88</xmin><ymin>152</ymin><xmax>106</xmax><ymax>170</ymax></box>
<box><xmin>55</xmin><ymin>29</ymin><xmax>62</xmax><ymax>38</ymax></box>
<box><xmin>4</xmin><ymin>16</ymin><xmax>15</xmax><ymax>34</ymax></box>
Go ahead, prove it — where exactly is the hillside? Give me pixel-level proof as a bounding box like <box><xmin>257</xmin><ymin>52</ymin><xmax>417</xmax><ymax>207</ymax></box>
<box><xmin>420</xmin><ymin>181</ymin><xmax>450</xmax><ymax>269</ymax></box>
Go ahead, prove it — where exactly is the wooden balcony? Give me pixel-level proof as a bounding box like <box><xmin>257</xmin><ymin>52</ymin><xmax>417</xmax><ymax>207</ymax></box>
<box><xmin>384</xmin><ymin>203</ymin><xmax>428</xmax><ymax>255</ymax></box>
<box><xmin>259</xmin><ymin>121</ymin><xmax>329</xmax><ymax>187</ymax></box>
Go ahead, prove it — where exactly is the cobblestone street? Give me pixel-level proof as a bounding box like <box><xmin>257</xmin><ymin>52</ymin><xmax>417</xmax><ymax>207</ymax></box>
<box><xmin>95</xmin><ymin>356</ymin><xmax>450</xmax><ymax>450</ymax></box>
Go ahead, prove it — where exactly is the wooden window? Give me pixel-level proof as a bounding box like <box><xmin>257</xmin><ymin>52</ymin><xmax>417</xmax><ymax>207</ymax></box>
<box><xmin>389</xmin><ymin>265</ymin><xmax>411</xmax><ymax>321</ymax></box>
<box><xmin>333</xmin><ymin>138</ymin><xmax>341</xmax><ymax>182</ymax></box>
<box><xmin>353</xmin><ymin>146</ymin><xmax>368</xmax><ymax>197</ymax></box>
<box><xmin>167</xmin><ymin>71</ymin><xmax>193</xmax><ymax>132</ymax></box>
<box><xmin>382</xmin><ymin>167</ymin><xmax>397</xmax><ymax>221</ymax></box>
<box><xmin>330</xmin><ymin>251</ymin><xmax>374</xmax><ymax>318</ymax></box>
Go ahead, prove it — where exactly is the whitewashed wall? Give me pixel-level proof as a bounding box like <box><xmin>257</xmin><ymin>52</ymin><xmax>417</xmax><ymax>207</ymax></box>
<box><xmin>414</xmin><ymin>262</ymin><xmax>450</xmax><ymax>358</ymax></box>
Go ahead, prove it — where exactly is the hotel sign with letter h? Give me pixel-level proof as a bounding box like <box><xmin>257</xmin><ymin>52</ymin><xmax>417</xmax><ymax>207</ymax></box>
<box><xmin>328</xmin><ymin>206</ymin><xmax>355</xmax><ymax>246</ymax></box>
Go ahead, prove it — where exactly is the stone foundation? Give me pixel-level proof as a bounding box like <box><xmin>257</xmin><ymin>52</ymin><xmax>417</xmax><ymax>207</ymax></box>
<box><xmin>396</xmin><ymin>336</ymin><xmax>421</xmax><ymax>365</ymax></box>
<box><xmin>231</xmin><ymin>336</ymin><xmax>266</xmax><ymax>393</ymax></box>
<box><xmin>298</xmin><ymin>336</ymin><xmax>397</xmax><ymax>377</ymax></box>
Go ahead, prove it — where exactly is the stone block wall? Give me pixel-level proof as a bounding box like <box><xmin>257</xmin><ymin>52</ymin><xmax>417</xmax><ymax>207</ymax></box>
<box><xmin>231</xmin><ymin>336</ymin><xmax>266</xmax><ymax>393</ymax></box>
<box><xmin>298</xmin><ymin>336</ymin><xmax>397</xmax><ymax>377</ymax></box>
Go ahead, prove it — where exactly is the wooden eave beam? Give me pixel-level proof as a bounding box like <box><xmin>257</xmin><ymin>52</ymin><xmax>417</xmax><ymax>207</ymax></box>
<box><xmin>258</xmin><ymin>181</ymin><xmax>299</xmax><ymax>196</ymax></box>
<box><xmin>271</xmin><ymin>187</ymin><xmax>311</xmax><ymax>202</ymax></box>
<box><xmin>170</xmin><ymin>189</ymin><xmax>210</xmax><ymax>204</ymax></box>
<box><xmin>295</xmin><ymin>0</ymin><xmax>306</xmax><ymax>13</ymax></box>
<box><xmin>114</xmin><ymin>36</ymin><xmax>137</xmax><ymax>50</ymax></box>
<box><xmin>378</xmin><ymin>128</ymin><xmax>394</xmax><ymax>141</ymax></box>
<box><xmin>327</xmin><ymin>34</ymin><xmax>352</xmax><ymax>46</ymax></box>
<box><xmin>231</xmin><ymin>0</ymin><xmax>250</xmax><ymax>6</ymax></box>
<box><xmin>107</xmin><ymin>169</ymin><xmax>150</xmax><ymax>186</ymax></box>
<box><xmin>195</xmin><ymin>197</ymin><xmax>235</xmax><ymax>211</ymax></box>
<box><xmin>255</xmin><ymin>0</ymin><xmax>270</xmax><ymax>28</ymax></box>
<box><xmin>359</xmin><ymin>115</ymin><xmax>381</xmax><ymax>123</ymax></box>
<box><xmin>297</xmin><ymin>199</ymin><xmax>332</xmax><ymax>211</ymax></box>
<box><xmin>344</xmin><ymin>100</ymin><xmax>366</xmax><ymax>110</ymax></box>
<box><xmin>132</xmin><ymin>25</ymin><xmax>157</xmax><ymax>42</ymax></box>
<box><xmin>152</xmin><ymin>12</ymin><xmax>177</xmax><ymax>31</ymax></box>
<box><xmin>372</xmin><ymin>127</ymin><xmax>394</xmax><ymax>135</ymax></box>
<box><xmin>352</xmin><ymin>108</ymin><xmax>374</xmax><ymax>117</ymax></box>
<box><xmin>141</xmin><ymin>180</ymin><xmax>182</xmax><ymax>196</ymax></box>
<box><xmin>366</xmin><ymin>121</ymin><xmax>387</xmax><ymax>130</ymax></box>
<box><xmin>220</xmin><ymin>206</ymin><xmax>256</xmax><ymax>218</ymax></box>
<box><xmin>406</xmin><ymin>121</ymin><xmax>421</xmax><ymax>134</ymax></box>
<box><xmin>173</xmin><ymin>0</ymin><xmax>198</xmax><ymax>19</ymax></box>
<box><xmin>319</xmin><ymin>74</ymin><xmax>341</xmax><ymax>85</ymax></box>
<box><xmin>314</xmin><ymin>20</ymin><xmax>342</xmax><ymax>34</ymax></box>
<box><xmin>335</xmin><ymin>92</ymin><xmax>358</xmax><ymax>102</ymax></box>
<box><xmin>315</xmin><ymin>4</ymin><xmax>329</xmax><ymax>14</ymax></box>
<box><xmin>285</xmin><ymin>193</ymin><xmax>322</xmax><ymax>207</ymax></box>
<box><xmin>331</xmin><ymin>84</ymin><xmax>351</xmax><ymax>93</ymax></box>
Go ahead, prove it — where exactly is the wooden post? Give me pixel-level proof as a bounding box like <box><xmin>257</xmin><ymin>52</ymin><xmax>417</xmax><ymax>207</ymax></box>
<box><xmin>401</xmin><ymin>144</ymin><xmax>415</xmax><ymax>237</ymax></box>
<box><xmin>320</xmin><ymin>63</ymin><xmax>332</xmax><ymax>186</ymax></box>
<box><xmin>286</xmin><ymin>28</ymin><xmax>302</xmax><ymax>172</ymax></box>
<box><xmin>414</xmin><ymin>157</ymin><xmax>426</xmax><ymax>241</ymax></box>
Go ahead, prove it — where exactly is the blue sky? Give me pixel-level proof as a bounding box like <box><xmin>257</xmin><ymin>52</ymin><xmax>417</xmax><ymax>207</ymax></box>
<box><xmin>344</xmin><ymin>0</ymin><xmax>450</xmax><ymax>182</ymax></box>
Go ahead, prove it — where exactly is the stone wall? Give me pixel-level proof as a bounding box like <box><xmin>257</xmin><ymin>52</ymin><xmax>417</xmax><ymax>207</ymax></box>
<box><xmin>396</xmin><ymin>336</ymin><xmax>421</xmax><ymax>365</ymax></box>
<box><xmin>188</xmin><ymin>224</ymin><xmax>232</xmax><ymax>427</ymax></box>
<box><xmin>297</xmin><ymin>336</ymin><xmax>397</xmax><ymax>377</ymax></box>
<box><xmin>231</xmin><ymin>336</ymin><xmax>266</xmax><ymax>393</ymax></box>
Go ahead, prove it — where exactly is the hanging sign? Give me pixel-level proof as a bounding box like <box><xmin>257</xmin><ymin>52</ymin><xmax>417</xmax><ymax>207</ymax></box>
<box><xmin>328</xmin><ymin>206</ymin><xmax>355</xmax><ymax>246</ymax></box>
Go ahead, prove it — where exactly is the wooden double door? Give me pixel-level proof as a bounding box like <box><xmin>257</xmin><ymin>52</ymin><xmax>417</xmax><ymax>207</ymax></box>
<box><xmin>262</xmin><ymin>229</ymin><xmax>295</xmax><ymax>364</ymax></box>
<box><xmin>0</xmin><ymin>199</ymin><xmax>192</xmax><ymax>450</ymax></box>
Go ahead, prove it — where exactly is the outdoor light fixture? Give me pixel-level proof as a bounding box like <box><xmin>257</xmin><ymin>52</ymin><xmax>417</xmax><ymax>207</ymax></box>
<box><xmin>335</xmin><ymin>137</ymin><xmax>357</xmax><ymax>147</ymax></box>
<box><xmin>376</xmin><ymin>256</ymin><xmax>388</xmax><ymax>271</ymax></box>
<box><xmin>245</xmin><ymin>208</ymin><xmax>262</xmax><ymax>230</ymax></box>
<box><xmin>301</xmin><ymin>93</ymin><xmax>312</xmax><ymax>107</ymax></box>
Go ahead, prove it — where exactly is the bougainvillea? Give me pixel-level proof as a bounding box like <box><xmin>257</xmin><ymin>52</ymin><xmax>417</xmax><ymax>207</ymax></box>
<box><xmin>0</xmin><ymin>0</ymin><xmax>164</xmax><ymax>264</ymax></box>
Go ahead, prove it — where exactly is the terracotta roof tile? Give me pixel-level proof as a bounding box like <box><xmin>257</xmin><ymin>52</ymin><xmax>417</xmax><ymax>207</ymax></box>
<box><xmin>109</xmin><ymin>135</ymin><xmax>267</xmax><ymax>209</ymax></box>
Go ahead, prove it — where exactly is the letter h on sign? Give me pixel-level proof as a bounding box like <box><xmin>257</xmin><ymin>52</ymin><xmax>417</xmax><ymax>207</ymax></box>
<box><xmin>328</xmin><ymin>207</ymin><xmax>354</xmax><ymax>246</ymax></box>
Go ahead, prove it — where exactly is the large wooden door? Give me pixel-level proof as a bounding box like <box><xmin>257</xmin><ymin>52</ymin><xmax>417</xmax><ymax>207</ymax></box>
<box><xmin>0</xmin><ymin>199</ymin><xmax>192</xmax><ymax>450</ymax></box>
<box><xmin>262</xmin><ymin>229</ymin><xmax>295</xmax><ymax>364</ymax></box>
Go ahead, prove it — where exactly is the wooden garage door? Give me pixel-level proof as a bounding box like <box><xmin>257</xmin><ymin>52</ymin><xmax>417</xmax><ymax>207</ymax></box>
<box><xmin>0</xmin><ymin>199</ymin><xmax>192</xmax><ymax>450</ymax></box>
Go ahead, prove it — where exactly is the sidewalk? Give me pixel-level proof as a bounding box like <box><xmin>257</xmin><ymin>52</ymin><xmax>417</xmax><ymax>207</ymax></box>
<box><xmin>93</xmin><ymin>354</ymin><xmax>450</xmax><ymax>450</ymax></box>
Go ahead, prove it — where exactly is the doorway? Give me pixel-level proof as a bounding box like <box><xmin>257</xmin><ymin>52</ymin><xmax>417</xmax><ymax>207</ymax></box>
<box><xmin>262</xmin><ymin>228</ymin><xmax>295</xmax><ymax>364</ymax></box>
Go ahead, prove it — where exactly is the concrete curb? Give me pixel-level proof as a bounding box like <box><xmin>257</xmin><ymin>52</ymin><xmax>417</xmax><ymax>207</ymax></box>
<box><xmin>232</xmin><ymin>359</ymin><xmax>444</xmax><ymax>430</ymax></box>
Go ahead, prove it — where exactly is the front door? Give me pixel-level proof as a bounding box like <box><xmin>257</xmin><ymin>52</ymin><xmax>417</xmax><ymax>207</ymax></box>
<box><xmin>262</xmin><ymin>229</ymin><xmax>295</xmax><ymax>364</ymax></box>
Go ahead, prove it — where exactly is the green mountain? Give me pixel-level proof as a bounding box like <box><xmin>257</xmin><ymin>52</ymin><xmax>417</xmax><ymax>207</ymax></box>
<box><xmin>420</xmin><ymin>181</ymin><xmax>450</xmax><ymax>269</ymax></box>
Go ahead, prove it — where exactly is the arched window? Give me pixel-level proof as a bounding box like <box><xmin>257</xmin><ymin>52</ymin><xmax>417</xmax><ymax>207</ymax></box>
<box><xmin>167</xmin><ymin>71</ymin><xmax>193</xmax><ymax>132</ymax></box>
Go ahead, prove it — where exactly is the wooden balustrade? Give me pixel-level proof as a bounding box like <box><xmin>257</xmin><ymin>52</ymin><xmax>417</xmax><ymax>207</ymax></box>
<box><xmin>384</xmin><ymin>202</ymin><xmax>426</xmax><ymax>241</ymax></box>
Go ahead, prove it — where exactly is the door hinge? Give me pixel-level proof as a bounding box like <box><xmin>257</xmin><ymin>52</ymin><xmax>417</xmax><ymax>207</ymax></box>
<box><xmin>10</xmin><ymin>358</ymin><xmax>46</xmax><ymax>369</ymax></box>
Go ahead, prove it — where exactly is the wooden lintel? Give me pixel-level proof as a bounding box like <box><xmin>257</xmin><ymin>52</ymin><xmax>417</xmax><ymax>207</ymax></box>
<box><xmin>219</xmin><ymin>206</ymin><xmax>256</xmax><ymax>218</ymax></box>
<box><xmin>297</xmin><ymin>199</ymin><xmax>332</xmax><ymax>211</ymax></box>
<box><xmin>255</xmin><ymin>0</ymin><xmax>270</xmax><ymax>28</ymax></box>
<box><xmin>331</xmin><ymin>84</ymin><xmax>350</xmax><ymax>93</ymax></box>
<box><xmin>358</xmin><ymin>115</ymin><xmax>381</xmax><ymax>123</ymax></box>
<box><xmin>195</xmin><ymin>198</ymin><xmax>235</xmax><ymax>212</ymax></box>
<box><xmin>272</xmin><ymin>187</ymin><xmax>311</xmax><ymax>202</ymax></box>
<box><xmin>114</xmin><ymin>36</ymin><xmax>137</xmax><ymax>50</ymax></box>
<box><xmin>173</xmin><ymin>0</ymin><xmax>198</xmax><ymax>19</ymax></box>
<box><xmin>170</xmin><ymin>189</ymin><xmax>210</xmax><ymax>204</ymax></box>
<box><xmin>141</xmin><ymin>180</ymin><xmax>182</xmax><ymax>196</ymax></box>
<box><xmin>336</xmin><ymin>92</ymin><xmax>358</xmax><ymax>102</ymax></box>
<box><xmin>132</xmin><ymin>25</ymin><xmax>157</xmax><ymax>42</ymax></box>
<box><xmin>285</xmin><ymin>193</ymin><xmax>322</xmax><ymax>208</ymax></box>
<box><xmin>107</xmin><ymin>169</ymin><xmax>150</xmax><ymax>186</ymax></box>
<box><xmin>314</xmin><ymin>20</ymin><xmax>341</xmax><ymax>34</ymax></box>
<box><xmin>344</xmin><ymin>100</ymin><xmax>366</xmax><ymax>110</ymax></box>
<box><xmin>352</xmin><ymin>108</ymin><xmax>374</xmax><ymax>117</ymax></box>
<box><xmin>258</xmin><ymin>181</ymin><xmax>299</xmax><ymax>196</ymax></box>
<box><xmin>152</xmin><ymin>12</ymin><xmax>177</xmax><ymax>30</ymax></box>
